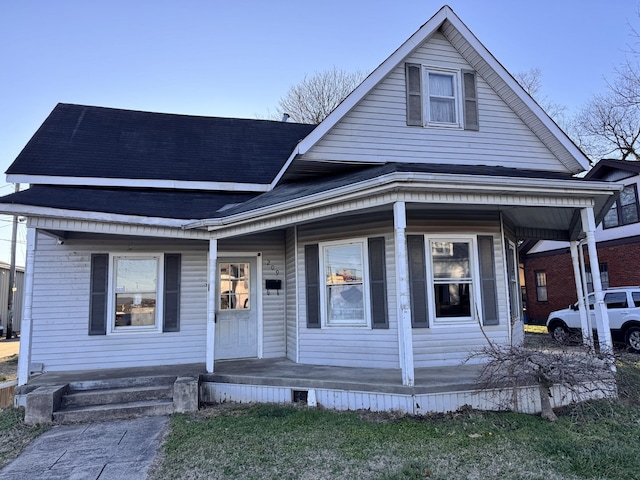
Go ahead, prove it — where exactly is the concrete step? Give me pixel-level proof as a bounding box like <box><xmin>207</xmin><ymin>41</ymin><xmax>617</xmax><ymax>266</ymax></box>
<box><xmin>68</xmin><ymin>375</ymin><xmax>177</xmax><ymax>391</ymax></box>
<box><xmin>53</xmin><ymin>399</ymin><xmax>174</xmax><ymax>424</ymax></box>
<box><xmin>61</xmin><ymin>384</ymin><xmax>173</xmax><ymax>409</ymax></box>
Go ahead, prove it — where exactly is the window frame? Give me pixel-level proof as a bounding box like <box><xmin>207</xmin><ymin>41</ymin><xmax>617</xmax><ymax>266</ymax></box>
<box><xmin>318</xmin><ymin>238</ymin><xmax>371</xmax><ymax>328</ymax></box>
<box><xmin>425</xmin><ymin>235</ymin><xmax>481</xmax><ymax>326</ymax></box>
<box><xmin>585</xmin><ymin>263</ymin><xmax>609</xmax><ymax>293</ymax></box>
<box><xmin>603</xmin><ymin>183</ymin><xmax>640</xmax><ymax>229</ymax></box>
<box><xmin>534</xmin><ymin>270</ymin><xmax>548</xmax><ymax>302</ymax></box>
<box><xmin>107</xmin><ymin>252</ymin><xmax>164</xmax><ymax>334</ymax></box>
<box><xmin>424</xmin><ymin>67</ymin><xmax>463</xmax><ymax>128</ymax></box>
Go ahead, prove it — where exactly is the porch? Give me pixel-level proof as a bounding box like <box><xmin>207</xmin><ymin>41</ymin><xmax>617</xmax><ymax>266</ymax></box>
<box><xmin>17</xmin><ymin>358</ymin><xmax>613</xmax><ymax>421</ymax></box>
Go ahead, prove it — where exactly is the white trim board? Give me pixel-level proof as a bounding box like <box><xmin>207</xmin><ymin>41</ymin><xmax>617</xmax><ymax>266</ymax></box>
<box><xmin>7</xmin><ymin>174</ymin><xmax>270</xmax><ymax>193</ymax></box>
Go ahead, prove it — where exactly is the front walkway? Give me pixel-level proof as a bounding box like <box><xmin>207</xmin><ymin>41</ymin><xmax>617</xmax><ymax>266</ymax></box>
<box><xmin>0</xmin><ymin>416</ymin><xmax>168</xmax><ymax>480</ymax></box>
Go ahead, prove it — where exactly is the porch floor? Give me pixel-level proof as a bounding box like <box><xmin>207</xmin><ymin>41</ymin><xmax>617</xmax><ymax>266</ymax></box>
<box><xmin>24</xmin><ymin>358</ymin><xmax>485</xmax><ymax>395</ymax></box>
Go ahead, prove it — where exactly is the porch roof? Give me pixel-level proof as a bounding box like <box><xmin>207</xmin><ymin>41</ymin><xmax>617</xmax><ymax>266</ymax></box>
<box><xmin>186</xmin><ymin>163</ymin><xmax>621</xmax><ymax>242</ymax></box>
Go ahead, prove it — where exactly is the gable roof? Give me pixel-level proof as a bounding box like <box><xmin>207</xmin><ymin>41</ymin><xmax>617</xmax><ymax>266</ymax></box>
<box><xmin>586</xmin><ymin>159</ymin><xmax>640</xmax><ymax>180</ymax></box>
<box><xmin>6</xmin><ymin>103</ymin><xmax>316</xmax><ymax>190</ymax></box>
<box><xmin>271</xmin><ymin>5</ymin><xmax>590</xmax><ymax>186</ymax></box>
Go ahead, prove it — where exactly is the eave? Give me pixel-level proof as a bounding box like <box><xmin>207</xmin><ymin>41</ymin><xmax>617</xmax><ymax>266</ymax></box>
<box><xmin>6</xmin><ymin>175</ymin><xmax>270</xmax><ymax>193</ymax></box>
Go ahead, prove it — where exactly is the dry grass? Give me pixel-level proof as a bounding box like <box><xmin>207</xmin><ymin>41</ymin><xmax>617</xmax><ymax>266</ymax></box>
<box><xmin>0</xmin><ymin>355</ymin><xmax>18</xmax><ymax>383</ymax></box>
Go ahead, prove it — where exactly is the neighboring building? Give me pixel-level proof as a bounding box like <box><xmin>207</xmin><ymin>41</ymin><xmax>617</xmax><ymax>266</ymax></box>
<box><xmin>0</xmin><ymin>261</ymin><xmax>24</xmax><ymax>337</ymax></box>
<box><xmin>522</xmin><ymin>159</ymin><xmax>640</xmax><ymax>324</ymax></box>
<box><xmin>0</xmin><ymin>6</ymin><xmax>618</xmax><ymax>399</ymax></box>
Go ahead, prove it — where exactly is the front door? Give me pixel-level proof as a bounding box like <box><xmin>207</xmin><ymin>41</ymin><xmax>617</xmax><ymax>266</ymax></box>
<box><xmin>215</xmin><ymin>257</ymin><xmax>258</xmax><ymax>360</ymax></box>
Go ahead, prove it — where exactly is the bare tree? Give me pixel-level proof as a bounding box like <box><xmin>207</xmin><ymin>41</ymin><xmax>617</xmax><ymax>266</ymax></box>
<box><xmin>471</xmin><ymin>343</ymin><xmax>615</xmax><ymax>421</ymax></box>
<box><xmin>278</xmin><ymin>67</ymin><xmax>368</xmax><ymax>124</ymax></box>
<box><xmin>572</xmin><ymin>64</ymin><xmax>640</xmax><ymax>161</ymax></box>
<box><xmin>514</xmin><ymin>68</ymin><xmax>567</xmax><ymax>126</ymax></box>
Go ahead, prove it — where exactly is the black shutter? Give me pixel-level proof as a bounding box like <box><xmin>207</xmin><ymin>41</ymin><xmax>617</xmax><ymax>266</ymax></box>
<box><xmin>89</xmin><ymin>254</ymin><xmax>108</xmax><ymax>335</ymax></box>
<box><xmin>478</xmin><ymin>236</ymin><xmax>499</xmax><ymax>325</ymax></box>
<box><xmin>368</xmin><ymin>237</ymin><xmax>388</xmax><ymax>329</ymax></box>
<box><xmin>305</xmin><ymin>244</ymin><xmax>321</xmax><ymax>328</ymax></box>
<box><xmin>406</xmin><ymin>63</ymin><xmax>423</xmax><ymax>126</ymax></box>
<box><xmin>163</xmin><ymin>254</ymin><xmax>181</xmax><ymax>332</ymax></box>
<box><xmin>407</xmin><ymin>235</ymin><xmax>429</xmax><ymax>328</ymax></box>
<box><xmin>462</xmin><ymin>70</ymin><xmax>479</xmax><ymax>131</ymax></box>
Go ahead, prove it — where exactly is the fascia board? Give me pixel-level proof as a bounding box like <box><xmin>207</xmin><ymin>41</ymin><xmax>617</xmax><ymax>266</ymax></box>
<box><xmin>0</xmin><ymin>203</ymin><xmax>195</xmax><ymax>228</ymax></box>
<box><xmin>6</xmin><ymin>175</ymin><xmax>270</xmax><ymax>193</ymax></box>
<box><xmin>269</xmin><ymin>6</ymin><xmax>450</xmax><ymax>188</ymax></box>
<box><xmin>191</xmin><ymin>172</ymin><xmax>621</xmax><ymax>230</ymax></box>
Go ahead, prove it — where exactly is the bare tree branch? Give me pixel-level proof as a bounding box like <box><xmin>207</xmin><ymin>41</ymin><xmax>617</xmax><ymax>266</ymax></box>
<box><xmin>278</xmin><ymin>67</ymin><xmax>368</xmax><ymax>124</ymax></box>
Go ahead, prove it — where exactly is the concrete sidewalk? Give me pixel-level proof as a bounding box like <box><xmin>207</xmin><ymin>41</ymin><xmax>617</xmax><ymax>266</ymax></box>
<box><xmin>0</xmin><ymin>416</ymin><xmax>168</xmax><ymax>480</ymax></box>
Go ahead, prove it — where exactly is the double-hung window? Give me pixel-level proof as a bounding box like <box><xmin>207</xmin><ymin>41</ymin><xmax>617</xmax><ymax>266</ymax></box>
<box><xmin>428</xmin><ymin>237</ymin><xmax>477</xmax><ymax>324</ymax></box>
<box><xmin>428</xmin><ymin>71</ymin><xmax>457</xmax><ymax>124</ymax></box>
<box><xmin>408</xmin><ymin>234</ymin><xmax>498</xmax><ymax>327</ymax></box>
<box><xmin>113</xmin><ymin>255</ymin><xmax>160</xmax><ymax>330</ymax></box>
<box><xmin>603</xmin><ymin>184</ymin><xmax>639</xmax><ymax>228</ymax></box>
<box><xmin>89</xmin><ymin>252</ymin><xmax>181</xmax><ymax>335</ymax></box>
<box><xmin>320</xmin><ymin>240</ymin><xmax>369</xmax><ymax>327</ymax></box>
<box><xmin>535</xmin><ymin>271</ymin><xmax>548</xmax><ymax>302</ymax></box>
<box><xmin>405</xmin><ymin>64</ymin><xmax>479</xmax><ymax>130</ymax></box>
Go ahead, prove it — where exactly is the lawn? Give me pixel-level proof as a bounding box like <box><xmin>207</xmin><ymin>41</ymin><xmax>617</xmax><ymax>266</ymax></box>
<box><xmin>1</xmin><ymin>332</ymin><xmax>639</xmax><ymax>479</ymax></box>
<box><xmin>149</xmin><ymin>346</ymin><xmax>640</xmax><ymax>480</ymax></box>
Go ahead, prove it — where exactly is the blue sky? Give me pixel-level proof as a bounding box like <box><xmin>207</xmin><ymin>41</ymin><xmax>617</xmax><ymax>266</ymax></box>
<box><xmin>0</xmin><ymin>0</ymin><xmax>638</xmax><ymax>266</ymax></box>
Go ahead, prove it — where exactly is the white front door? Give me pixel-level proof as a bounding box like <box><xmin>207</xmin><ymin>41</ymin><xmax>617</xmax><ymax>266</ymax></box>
<box><xmin>215</xmin><ymin>257</ymin><xmax>258</xmax><ymax>360</ymax></box>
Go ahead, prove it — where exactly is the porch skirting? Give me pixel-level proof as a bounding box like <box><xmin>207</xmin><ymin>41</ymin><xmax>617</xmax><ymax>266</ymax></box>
<box><xmin>17</xmin><ymin>358</ymin><xmax>616</xmax><ymax>418</ymax></box>
<box><xmin>200</xmin><ymin>380</ymin><xmax>615</xmax><ymax>416</ymax></box>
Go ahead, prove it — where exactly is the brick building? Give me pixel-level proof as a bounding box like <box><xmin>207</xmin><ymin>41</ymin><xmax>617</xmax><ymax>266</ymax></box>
<box><xmin>522</xmin><ymin>160</ymin><xmax>640</xmax><ymax>324</ymax></box>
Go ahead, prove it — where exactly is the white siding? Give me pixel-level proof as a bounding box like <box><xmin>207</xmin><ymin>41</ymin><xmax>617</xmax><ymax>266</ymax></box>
<box><xmin>295</xmin><ymin>216</ymin><xmax>510</xmax><ymax>369</ymax></box>
<box><xmin>30</xmin><ymin>230</ymin><xmax>288</xmax><ymax>372</ymax></box>
<box><xmin>303</xmin><ymin>32</ymin><xmax>566</xmax><ymax>172</ymax></box>
<box><xmin>30</xmin><ymin>233</ymin><xmax>209</xmax><ymax>371</ymax></box>
<box><xmin>285</xmin><ymin>227</ymin><xmax>297</xmax><ymax>361</ymax></box>
<box><xmin>297</xmin><ymin>217</ymin><xmax>400</xmax><ymax>369</ymax></box>
<box><xmin>409</xmin><ymin>222</ymin><xmax>510</xmax><ymax>367</ymax></box>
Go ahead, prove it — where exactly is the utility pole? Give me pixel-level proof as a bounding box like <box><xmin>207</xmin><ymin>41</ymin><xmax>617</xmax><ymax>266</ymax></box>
<box><xmin>6</xmin><ymin>183</ymin><xmax>19</xmax><ymax>339</ymax></box>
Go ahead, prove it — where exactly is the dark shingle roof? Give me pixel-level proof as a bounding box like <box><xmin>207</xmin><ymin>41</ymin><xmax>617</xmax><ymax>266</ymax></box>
<box><xmin>0</xmin><ymin>185</ymin><xmax>257</xmax><ymax>220</ymax></box>
<box><xmin>220</xmin><ymin>162</ymin><xmax>577</xmax><ymax>217</ymax></box>
<box><xmin>6</xmin><ymin>103</ymin><xmax>316</xmax><ymax>184</ymax></box>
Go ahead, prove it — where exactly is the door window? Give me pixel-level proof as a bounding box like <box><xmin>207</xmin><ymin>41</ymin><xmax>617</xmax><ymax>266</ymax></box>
<box><xmin>219</xmin><ymin>263</ymin><xmax>250</xmax><ymax>310</ymax></box>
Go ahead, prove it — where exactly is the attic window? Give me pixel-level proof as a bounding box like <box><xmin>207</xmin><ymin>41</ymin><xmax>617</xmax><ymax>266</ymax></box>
<box><xmin>405</xmin><ymin>64</ymin><xmax>478</xmax><ymax>130</ymax></box>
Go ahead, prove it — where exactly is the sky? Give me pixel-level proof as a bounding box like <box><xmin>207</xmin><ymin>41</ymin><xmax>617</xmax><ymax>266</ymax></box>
<box><xmin>1</xmin><ymin>0</ymin><xmax>638</xmax><ymax>267</ymax></box>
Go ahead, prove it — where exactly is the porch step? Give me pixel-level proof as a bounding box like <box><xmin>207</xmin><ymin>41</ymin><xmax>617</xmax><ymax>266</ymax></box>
<box><xmin>53</xmin><ymin>398</ymin><xmax>174</xmax><ymax>424</ymax></box>
<box><xmin>53</xmin><ymin>376</ymin><xmax>179</xmax><ymax>424</ymax></box>
<box><xmin>61</xmin><ymin>384</ymin><xmax>173</xmax><ymax>409</ymax></box>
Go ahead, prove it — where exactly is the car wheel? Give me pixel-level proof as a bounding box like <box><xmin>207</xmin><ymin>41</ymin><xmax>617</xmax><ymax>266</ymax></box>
<box><xmin>549</xmin><ymin>322</ymin><xmax>569</xmax><ymax>344</ymax></box>
<box><xmin>625</xmin><ymin>326</ymin><xmax>640</xmax><ymax>353</ymax></box>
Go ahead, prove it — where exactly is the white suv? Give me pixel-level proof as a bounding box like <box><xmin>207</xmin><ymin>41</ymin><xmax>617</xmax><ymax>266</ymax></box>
<box><xmin>546</xmin><ymin>286</ymin><xmax>640</xmax><ymax>352</ymax></box>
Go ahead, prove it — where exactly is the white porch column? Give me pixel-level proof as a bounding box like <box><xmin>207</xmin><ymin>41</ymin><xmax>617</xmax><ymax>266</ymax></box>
<box><xmin>569</xmin><ymin>240</ymin><xmax>592</xmax><ymax>346</ymax></box>
<box><xmin>206</xmin><ymin>239</ymin><xmax>218</xmax><ymax>373</ymax></box>
<box><xmin>17</xmin><ymin>227</ymin><xmax>36</xmax><ymax>386</ymax></box>
<box><xmin>580</xmin><ymin>207</ymin><xmax>613</xmax><ymax>354</ymax></box>
<box><xmin>393</xmin><ymin>202</ymin><xmax>415</xmax><ymax>386</ymax></box>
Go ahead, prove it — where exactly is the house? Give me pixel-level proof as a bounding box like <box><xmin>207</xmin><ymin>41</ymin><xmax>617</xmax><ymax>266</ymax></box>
<box><xmin>523</xmin><ymin>159</ymin><xmax>640</xmax><ymax>325</ymax></box>
<box><xmin>0</xmin><ymin>6</ymin><xmax>620</xmax><ymax>416</ymax></box>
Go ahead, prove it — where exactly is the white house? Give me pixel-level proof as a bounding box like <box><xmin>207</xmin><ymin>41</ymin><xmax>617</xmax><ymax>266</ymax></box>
<box><xmin>0</xmin><ymin>6</ymin><xmax>619</xmax><ymax>414</ymax></box>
